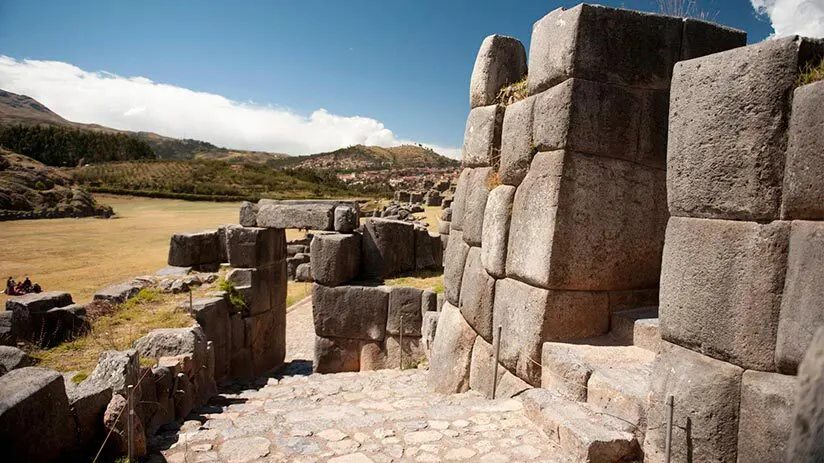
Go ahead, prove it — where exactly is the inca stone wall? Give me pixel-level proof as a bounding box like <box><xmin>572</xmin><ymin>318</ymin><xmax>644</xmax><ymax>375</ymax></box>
<box><xmin>430</xmin><ymin>3</ymin><xmax>746</xmax><ymax>399</ymax></box>
<box><xmin>645</xmin><ymin>36</ymin><xmax>824</xmax><ymax>463</ymax></box>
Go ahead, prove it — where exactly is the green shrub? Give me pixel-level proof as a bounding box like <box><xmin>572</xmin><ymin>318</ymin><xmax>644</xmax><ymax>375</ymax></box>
<box><xmin>798</xmin><ymin>58</ymin><xmax>824</xmax><ymax>87</ymax></box>
<box><xmin>219</xmin><ymin>279</ymin><xmax>248</xmax><ymax>315</ymax></box>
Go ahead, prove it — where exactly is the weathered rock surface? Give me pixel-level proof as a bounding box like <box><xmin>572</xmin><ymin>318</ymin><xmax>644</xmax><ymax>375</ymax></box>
<box><xmin>168</xmin><ymin>230</ymin><xmax>220</xmax><ymax>267</ymax></box>
<box><xmin>386</xmin><ymin>286</ymin><xmax>423</xmax><ymax>337</ymax></box>
<box><xmin>360</xmin><ymin>218</ymin><xmax>415</xmax><ymax>279</ymax></box>
<box><xmin>788</xmin><ymin>326</ymin><xmax>824</xmax><ymax>461</ymax></box>
<box><xmin>427</xmin><ymin>302</ymin><xmax>476</xmax><ymax>394</ymax></box>
<box><xmin>459</xmin><ymin>247</ymin><xmax>495</xmax><ymax>342</ymax></box>
<box><xmin>680</xmin><ymin>18</ymin><xmax>747</xmax><ymax>61</ymax></box>
<box><xmin>737</xmin><ymin>370</ymin><xmax>797</xmax><ymax>463</ymax></box>
<box><xmin>87</xmin><ymin>349</ymin><xmax>140</xmax><ymax>396</ymax></box>
<box><xmin>462</xmin><ymin>105</ymin><xmax>504</xmax><ymax>167</ymax></box>
<box><xmin>312</xmin><ymin>284</ymin><xmax>389</xmax><ymax>341</ymax></box>
<box><xmin>668</xmin><ymin>36</ymin><xmax>824</xmax><ymax>221</ymax></box>
<box><xmin>310</xmin><ymin>232</ymin><xmax>361</xmax><ymax>286</ymax></box>
<box><xmin>0</xmin><ymin>346</ymin><xmax>32</xmax><ymax>376</ymax></box>
<box><xmin>256</xmin><ymin>200</ymin><xmax>336</xmax><ymax>230</ymax></box>
<box><xmin>103</xmin><ymin>393</ymin><xmax>147</xmax><ymax>456</ymax></box>
<box><xmin>499</xmin><ymin>95</ymin><xmax>536</xmax><ymax>186</ymax></box>
<box><xmin>314</xmin><ymin>336</ymin><xmax>363</xmax><ymax>373</ymax></box>
<box><xmin>461</xmin><ymin>167</ymin><xmax>493</xmax><ymax>246</ymax></box>
<box><xmin>443</xmin><ymin>230</ymin><xmax>470</xmax><ymax>306</ymax></box>
<box><xmin>469</xmin><ymin>336</ymin><xmax>531</xmax><ymax>399</ymax></box>
<box><xmin>67</xmin><ymin>379</ymin><xmax>113</xmax><ymax>447</ymax></box>
<box><xmin>645</xmin><ymin>341</ymin><xmax>743</xmax><ymax>463</ymax></box>
<box><xmin>239</xmin><ymin>201</ymin><xmax>258</xmax><ymax>227</ymax></box>
<box><xmin>449</xmin><ymin>169</ymin><xmax>470</xmax><ymax>232</ymax></box>
<box><xmin>469</xmin><ymin>34</ymin><xmax>527</xmax><ymax>108</ymax></box>
<box><xmin>333</xmin><ymin>205</ymin><xmax>359</xmax><ymax>233</ymax></box>
<box><xmin>481</xmin><ymin>185</ymin><xmax>515</xmax><ymax>278</ymax></box>
<box><xmin>783</xmin><ymin>80</ymin><xmax>824</xmax><ymax>220</ymax></box>
<box><xmin>227</xmin><ymin>226</ymin><xmax>284</xmax><ymax>269</ymax></box>
<box><xmin>660</xmin><ymin>217</ymin><xmax>789</xmax><ymax>370</ymax></box>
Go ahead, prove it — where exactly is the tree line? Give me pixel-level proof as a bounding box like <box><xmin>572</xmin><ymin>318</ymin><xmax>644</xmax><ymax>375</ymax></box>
<box><xmin>0</xmin><ymin>124</ymin><xmax>157</xmax><ymax>166</ymax></box>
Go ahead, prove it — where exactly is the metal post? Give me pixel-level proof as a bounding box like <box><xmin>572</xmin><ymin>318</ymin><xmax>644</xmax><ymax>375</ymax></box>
<box><xmin>492</xmin><ymin>325</ymin><xmax>502</xmax><ymax>399</ymax></box>
<box><xmin>127</xmin><ymin>384</ymin><xmax>135</xmax><ymax>462</ymax></box>
<box><xmin>665</xmin><ymin>395</ymin><xmax>674</xmax><ymax>463</ymax></box>
<box><xmin>399</xmin><ymin>314</ymin><xmax>404</xmax><ymax>370</ymax></box>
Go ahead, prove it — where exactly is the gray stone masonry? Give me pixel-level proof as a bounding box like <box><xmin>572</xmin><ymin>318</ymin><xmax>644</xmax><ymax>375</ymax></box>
<box><xmin>310</xmin><ymin>233</ymin><xmax>361</xmax><ymax>286</ymax></box>
<box><xmin>788</xmin><ymin>326</ymin><xmax>824</xmax><ymax>461</ymax></box>
<box><xmin>312</xmin><ymin>284</ymin><xmax>389</xmax><ymax>341</ymax></box>
<box><xmin>469</xmin><ymin>34</ymin><xmax>527</xmax><ymax>108</ymax></box>
<box><xmin>168</xmin><ymin>230</ymin><xmax>220</xmax><ymax>267</ymax></box>
<box><xmin>462</xmin><ymin>105</ymin><xmax>504</xmax><ymax>168</ymax></box>
<box><xmin>782</xmin><ymin>80</ymin><xmax>824</xmax><ymax>220</ymax></box>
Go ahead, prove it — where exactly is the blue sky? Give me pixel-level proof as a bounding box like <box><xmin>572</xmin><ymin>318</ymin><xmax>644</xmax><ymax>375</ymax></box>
<box><xmin>0</xmin><ymin>0</ymin><xmax>811</xmax><ymax>158</ymax></box>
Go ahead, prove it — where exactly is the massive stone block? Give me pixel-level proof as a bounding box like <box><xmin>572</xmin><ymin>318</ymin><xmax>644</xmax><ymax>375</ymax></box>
<box><xmin>443</xmin><ymin>230</ymin><xmax>470</xmax><ymax>306</ymax></box>
<box><xmin>414</xmin><ymin>227</ymin><xmax>441</xmax><ymax>271</ymax></box>
<box><xmin>459</xmin><ymin>247</ymin><xmax>495</xmax><ymax>343</ymax></box>
<box><xmin>462</xmin><ymin>105</ymin><xmax>504</xmax><ymax>167</ymax></box>
<box><xmin>190</xmin><ymin>297</ymin><xmax>231</xmax><ymax>379</ymax></box>
<box><xmin>528</xmin><ymin>4</ymin><xmax>682</xmax><ymax>95</ymax></box>
<box><xmin>668</xmin><ymin>37</ymin><xmax>824</xmax><ymax>221</ymax></box>
<box><xmin>481</xmin><ymin>185</ymin><xmax>515</xmax><ymax>278</ymax></box>
<box><xmin>168</xmin><ymin>230</ymin><xmax>220</xmax><ymax>267</ymax></box>
<box><xmin>737</xmin><ymin>371</ymin><xmax>797</xmax><ymax>463</ymax></box>
<box><xmin>67</xmin><ymin>379</ymin><xmax>113</xmax><ymax>447</ymax></box>
<box><xmin>333</xmin><ymin>205</ymin><xmax>359</xmax><ymax>233</ymax></box>
<box><xmin>645</xmin><ymin>342</ymin><xmax>743</xmax><ymax>463</ymax></box>
<box><xmin>449</xmin><ymin>169</ymin><xmax>470</xmax><ymax>231</ymax></box>
<box><xmin>782</xmin><ymin>81</ymin><xmax>824</xmax><ymax>220</ymax></box>
<box><xmin>680</xmin><ymin>18</ymin><xmax>747</xmax><ymax>61</ymax></box>
<box><xmin>469</xmin><ymin>34</ymin><xmax>527</xmax><ymax>108</ymax></box>
<box><xmin>386</xmin><ymin>286</ymin><xmax>423</xmax><ymax>337</ymax></box>
<box><xmin>498</xmin><ymin>95</ymin><xmax>536</xmax><ymax>186</ymax></box>
<box><xmin>5</xmin><ymin>291</ymin><xmax>73</xmax><ymax>314</ymax></box>
<box><xmin>134</xmin><ymin>327</ymin><xmax>208</xmax><ymax>377</ymax></box>
<box><xmin>239</xmin><ymin>201</ymin><xmax>258</xmax><ymax>227</ymax></box>
<box><xmin>239</xmin><ymin>265</ymin><xmax>287</xmax><ymax>316</ymax></box>
<box><xmin>788</xmin><ymin>326</ymin><xmax>824</xmax><ymax>461</ymax></box>
<box><xmin>0</xmin><ymin>367</ymin><xmax>75</xmax><ymax>461</ymax></box>
<box><xmin>493</xmin><ymin>278</ymin><xmax>609</xmax><ymax>386</ymax></box>
<box><xmin>314</xmin><ymin>336</ymin><xmax>362</xmax><ymax>373</ymax></box>
<box><xmin>310</xmin><ymin>232</ymin><xmax>361</xmax><ymax>286</ymax></box>
<box><xmin>360</xmin><ymin>335</ymin><xmax>425</xmax><ymax>371</ymax></box>
<box><xmin>427</xmin><ymin>302</ymin><xmax>476</xmax><ymax>394</ymax></box>
<box><xmin>776</xmin><ymin>220</ymin><xmax>824</xmax><ymax>374</ymax></box>
<box><xmin>227</xmin><ymin>226</ymin><xmax>285</xmax><ymax>269</ymax></box>
<box><xmin>256</xmin><ymin>200</ymin><xmax>335</xmax><ymax>230</ymax></box>
<box><xmin>469</xmin><ymin>336</ymin><xmax>531</xmax><ymax>399</ymax></box>
<box><xmin>461</xmin><ymin>167</ymin><xmax>493</xmax><ymax>246</ymax></box>
<box><xmin>360</xmin><ymin>218</ymin><xmax>415</xmax><ymax>279</ymax></box>
<box><xmin>660</xmin><ymin>217</ymin><xmax>789</xmax><ymax>371</ymax></box>
<box><xmin>248</xmin><ymin>310</ymin><xmax>285</xmax><ymax>376</ymax></box>
<box><xmin>533</xmin><ymin>78</ymin><xmax>666</xmax><ymax>168</ymax></box>
<box><xmin>312</xmin><ymin>284</ymin><xmax>389</xmax><ymax>341</ymax></box>
<box><xmin>506</xmin><ymin>150</ymin><xmax>666</xmax><ymax>291</ymax></box>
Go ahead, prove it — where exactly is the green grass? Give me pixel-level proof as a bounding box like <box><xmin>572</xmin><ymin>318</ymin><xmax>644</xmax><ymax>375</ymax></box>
<box><xmin>218</xmin><ymin>278</ymin><xmax>248</xmax><ymax>314</ymax></box>
<box><xmin>385</xmin><ymin>269</ymin><xmax>444</xmax><ymax>294</ymax></box>
<box><xmin>798</xmin><ymin>58</ymin><xmax>824</xmax><ymax>87</ymax></box>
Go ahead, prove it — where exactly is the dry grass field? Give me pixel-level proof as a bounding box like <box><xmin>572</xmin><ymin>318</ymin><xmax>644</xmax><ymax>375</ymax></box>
<box><xmin>0</xmin><ymin>195</ymin><xmax>306</xmax><ymax>306</ymax></box>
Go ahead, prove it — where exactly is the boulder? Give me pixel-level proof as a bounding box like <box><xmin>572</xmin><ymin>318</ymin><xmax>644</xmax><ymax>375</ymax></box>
<box><xmin>168</xmin><ymin>230</ymin><xmax>220</xmax><ymax>267</ymax></box>
<box><xmin>314</xmin><ymin>336</ymin><xmax>362</xmax><ymax>373</ymax></box>
<box><xmin>310</xmin><ymin>232</ymin><xmax>361</xmax><ymax>286</ymax></box>
<box><xmin>469</xmin><ymin>336</ymin><xmax>531</xmax><ymax>399</ymax></box>
<box><xmin>0</xmin><ymin>367</ymin><xmax>76</xmax><ymax>461</ymax></box>
<box><xmin>459</xmin><ymin>247</ymin><xmax>496</xmax><ymax>343</ymax></box>
<box><xmin>498</xmin><ymin>93</ymin><xmax>536</xmax><ymax>187</ymax></box>
<box><xmin>5</xmin><ymin>290</ymin><xmax>73</xmax><ymax>314</ymax></box>
<box><xmin>227</xmin><ymin>268</ymin><xmax>254</xmax><ymax>287</ymax></box>
<box><xmin>87</xmin><ymin>349</ymin><xmax>140</xmax><ymax>396</ymax></box>
<box><xmin>0</xmin><ymin>346</ymin><xmax>32</xmax><ymax>376</ymax></box>
<box><xmin>67</xmin><ymin>379</ymin><xmax>113</xmax><ymax>447</ymax></box>
<box><xmin>103</xmin><ymin>393</ymin><xmax>147</xmax><ymax>457</ymax></box>
<box><xmin>295</xmin><ymin>263</ymin><xmax>313</xmax><ymax>282</ymax></box>
<box><xmin>644</xmin><ymin>342</ymin><xmax>743</xmax><ymax>463</ymax></box>
<box><xmin>227</xmin><ymin>226</ymin><xmax>285</xmax><ymax>269</ymax></box>
<box><xmin>462</xmin><ymin>105</ymin><xmax>504</xmax><ymax>167</ymax></box>
<box><xmin>387</xmin><ymin>286</ymin><xmax>423</xmax><ymax>337</ymax></box>
<box><xmin>334</xmin><ymin>205</ymin><xmax>359</xmax><ymax>233</ymax></box>
<box><xmin>461</xmin><ymin>167</ymin><xmax>493</xmax><ymax>246</ymax></box>
<box><xmin>443</xmin><ymin>230</ymin><xmax>470</xmax><ymax>306</ymax></box>
<box><xmin>783</xmin><ymin>80</ymin><xmax>824</xmax><ymax>220</ymax></box>
<box><xmin>737</xmin><ymin>371</ymin><xmax>797</xmax><ymax>463</ymax></box>
<box><xmin>42</xmin><ymin>304</ymin><xmax>88</xmax><ymax>346</ymax></box>
<box><xmin>93</xmin><ymin>281</ymin><xmax>142</xmax><ymax>304</ymax></box>
<box><xmin>776</xmin><ymin>220</ymin><xmax>824</xmax><ymax>373</ymax></box>
<box><xmin>528</xmin><ymin>4</ymin><xmax>682</xmax><ymax>95</ymax></box>
<box><xmin>312</xmin><ymin>284</ymin><xmax>389</xmax><ymax>341</ymax></box>
<box><xmin>506</xmin><ymin>150</ymin><xmax>666</xmax><ymax>291</ymax></box>
<box><xmin>421</xmin><ymin>311</ymin><xmax>439</xmax><ymax>358</ymax></box>
<box><xmin>427</xmin><ymin>302</ymin><xmax>476</xmax><ymax>394</ymax></box>
<box><xmin>788</xmin><ymin>326</ymin><xmax>824</xmax><ymax>461</ymax></box>
<box><xmin>287</xmin><ymin>254</ymin><xmax>310</xmax><ymax>281</ymax></box>
<box><xmin>155</xmin><ymin>265</ymin><xmax>191</xmax><ymax>277</ymax></box>
<box><xmin>532</xmin><ymin>78</ymin><xmax>666</xmax><ymax>168</ymax></box>
<box><xmin>239</xmin><ymin>201</ymin><xmax>258</xmax><ymax>227</ymax></box>
<box><xmin>668</xmin><ymin>37</ymin><xmax>824</xmax><ymax>221</ymax></box>
<box><xmin>360</xmin><ymin>218</ymin><xmax>415</xmax><ymax>279</ymax></box>
<box><xmin>660</xmin><ymin>217</ymin><xmax>789</xmax><ymax>370</ymax></box>
<box><xmin>481</xmin><ymin>185</ymin><xmax>515</xmax><ymax>278</ymax></box>
<box><xmin>134</xmin><ymin>327</ymin><xmax>207</xmax><ymax>380</ymax></box>
<box><xmin>256</xmin><ymin>200</ymin><xmax>336</xmax><ymax>230</ymax></box>
<box><xmin>493</xmin><ymin>278</ymin><xmax>609</xmax><ymax>386</ymax></box>
<box><xmin>469</xmin><ymin>34</ymin><xmax>527</xmax><ymax>108</ymax></box>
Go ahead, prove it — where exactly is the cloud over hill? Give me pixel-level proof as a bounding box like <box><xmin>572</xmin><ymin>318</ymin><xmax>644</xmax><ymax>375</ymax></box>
<box><xmin>0</xmin><ymin>56</ymin><xmax>461</xmax><ymax>159</ymax></box>
<box><xmin>751</xmin><ymin>0</ymin><xmax>824</xmax><ymax>38</ymax></box>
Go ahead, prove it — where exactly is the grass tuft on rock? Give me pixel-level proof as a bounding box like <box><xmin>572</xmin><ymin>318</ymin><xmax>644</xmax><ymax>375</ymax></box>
<box><xmin>385</xmin><ymin>269</ymin><xmax>444</xmax><ymax>294</ymax></box>
<box><xmin>495</xmin><ymin>76</ymin><xmax>528</xmax><ymax>106</ymax></box>
<box><xmin>797</xmin><ymin>58</ymin><xmax>824</xmax><ymax>87</ymax></box>
<box><xmin>218</xmin><ymin>278</ymin><xmax>248</xmax><ymax>314</ymax></box>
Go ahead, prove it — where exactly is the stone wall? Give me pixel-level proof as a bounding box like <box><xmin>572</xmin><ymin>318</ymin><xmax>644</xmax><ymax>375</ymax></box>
<box><xmin>310</xmin><ymin>217</ymin><xmax>443</xmax><ymax>373</ymax></box>
<box><xmin>429</xmin><ymin>4</ymin><xmax>745</xmax><ymax>398</ymax></box>
<box><xmin>644</xmin><ymin>36</ymin><xmax>824</xmax><ymax>463</ymax></box>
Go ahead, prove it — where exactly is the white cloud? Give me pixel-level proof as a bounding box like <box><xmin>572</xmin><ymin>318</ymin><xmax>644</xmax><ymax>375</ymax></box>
<box><xmin>0</xmin><ymin>55</ymin><xmax>461</xmax><ymax>159</ymax></box>
<box><xmin>751</xmin><ymin>0</ymin><xmax>824</xmax><ymax>38</ymax></box>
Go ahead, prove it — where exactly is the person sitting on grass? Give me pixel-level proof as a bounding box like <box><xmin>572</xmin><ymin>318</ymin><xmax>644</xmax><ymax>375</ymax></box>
<box><xmin>21</xmin><ymin>276</ymin><xmax>32</xmax><ymax>293</ymax></box>
<box><xmin>4</xmin><ymin>277</ymin><xmax>14</xmax><ymax>295</ymax></box>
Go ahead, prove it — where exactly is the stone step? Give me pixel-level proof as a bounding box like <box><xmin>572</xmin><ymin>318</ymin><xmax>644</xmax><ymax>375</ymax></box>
<box><xmin>521</xmin><ymin>388</ymin><xmax>642</xmax><ymax>463</ymax></box>
<box><xmin>610</xmin><ymin>306</ymin><xmax>661</xmax><ymax>352</ymax></box>
<box><xmin>541</xmin><ymin>340</ymin><xmax>655</xmax><ymax>430</ymax></box>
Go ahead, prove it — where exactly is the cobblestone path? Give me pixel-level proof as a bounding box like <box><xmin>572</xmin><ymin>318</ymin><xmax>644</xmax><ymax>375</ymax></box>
<box><xmin>150</xmin><ymin>297</ymin><xmax>568</xmax><ymax>462</ymax></box>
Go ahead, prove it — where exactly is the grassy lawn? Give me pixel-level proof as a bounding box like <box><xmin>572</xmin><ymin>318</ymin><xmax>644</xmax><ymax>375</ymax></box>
<box><xmin>0</xmin><ymin>194</ymin><xmax>306</xmax><ymax>306</ymax></box>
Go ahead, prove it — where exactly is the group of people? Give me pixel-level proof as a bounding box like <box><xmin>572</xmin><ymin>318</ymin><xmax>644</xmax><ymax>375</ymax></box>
<box><xmin>4</xmin><ymin>276</ymin><xmax>41</xmax><ymax>296</ymax></box>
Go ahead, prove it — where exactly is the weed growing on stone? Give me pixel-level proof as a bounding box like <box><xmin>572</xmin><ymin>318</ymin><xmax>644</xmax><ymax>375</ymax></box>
<box><xmin>218</xmin><ymin>278</ymin><xmax>248</xmax><ymax>314</ymax></box>
<box><xmin>797</xmin><ymin>58</ymin><xmax>824</xmax><ymax>87</ymax></box>
<box><xmin>495</xmin><ymin>76</ymin><xmax>528</xmax><ymax>106</ymax></box>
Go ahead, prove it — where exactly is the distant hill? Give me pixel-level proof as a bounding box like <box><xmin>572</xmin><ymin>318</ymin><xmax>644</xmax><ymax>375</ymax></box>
<box><xmin>0</xmin><ymin>147</ymin><xmax>113</xmax><ymax>220</ymax></box>
<box><xmin>0</xmin><ymin>89</ymin><xmax>287</xmax><ymax>162</ymax></box>
<box><xmin>274</xmin><ymin>144</ymin><xmax>459</xmax><ymax>171</ymax></box>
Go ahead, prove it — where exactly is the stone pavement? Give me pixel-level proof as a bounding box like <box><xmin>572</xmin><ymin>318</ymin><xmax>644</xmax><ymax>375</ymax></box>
<box><xmin>149</xmin><ymin>296</ymin><xmax>569</xmax><ymax>463</ymax></box>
